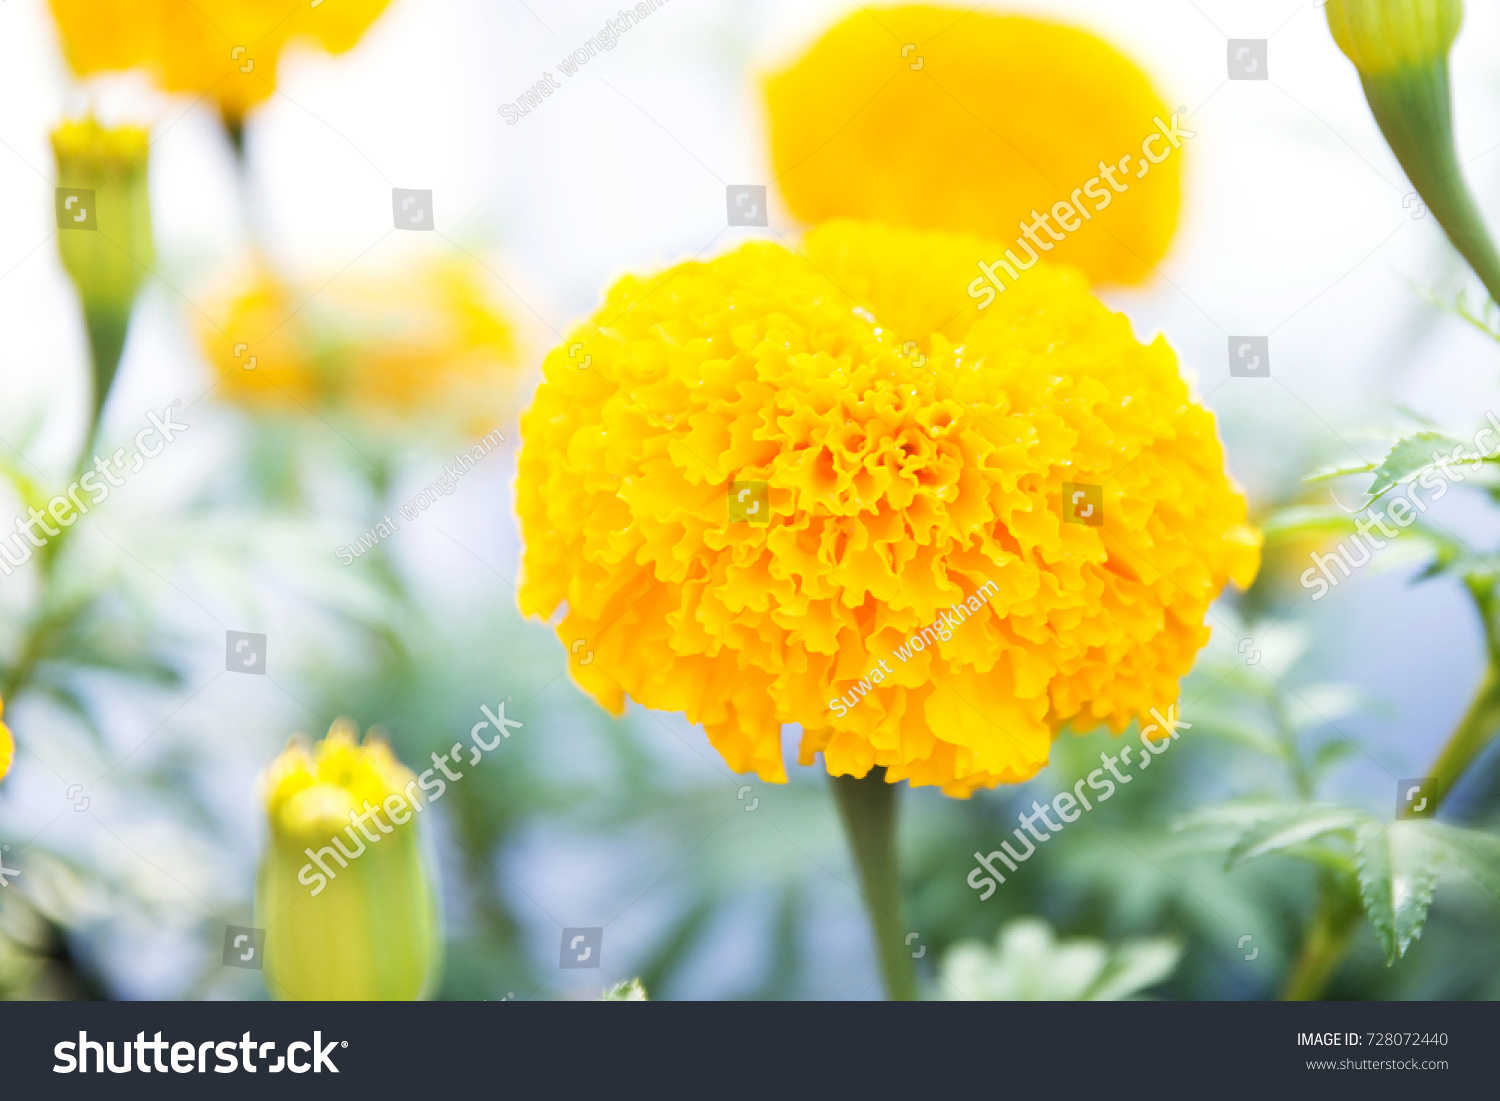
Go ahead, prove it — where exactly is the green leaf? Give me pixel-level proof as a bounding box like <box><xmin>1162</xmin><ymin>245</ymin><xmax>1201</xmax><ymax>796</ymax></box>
<box><xmin>1366</xmin><ymin>432</ymin><xmax>1467</xmax><ymax>497</ymax></box>
<box><xmin>600</xmin><ymin>978</ymin><xmax>648</xmax><ymax>1001</ymax></box>
<box><xmin>1311</xmin><ymin>738</ymin><xmax>1359</xmax><ymax>777</ymax></box>
<box><xmin>1355</xmin><ymin>820</ymin><xmax>1440</xmax><ymax>965</ymax></box>
<box><xmin>1303</xmin><ymin>460</ymin><xmax>1378</xmax><ymax>484</ymax></box>
<box><xmin>1426</xmin><ymin>823</ymin><xmax>1500</xmax><ymax>899</ymax></box>
<box><xmin>1188</xmin><ymin>708</ymin><xmax>1285</xmax><ymax>760</ymax></box>
<box><xmin>1226</xmin><ymin>806</ymin><xmax>1371</xmax><ymax>868</ymax></box>
<box><xmin>1259</xmin><ymin>506</ymin><xmax>1358</xmax><ymax>543</ymax></box>
<box><xmin>938</xmin><ymin>918</ymin><xmax>1179</xmax><ymax>1001</ymax></box>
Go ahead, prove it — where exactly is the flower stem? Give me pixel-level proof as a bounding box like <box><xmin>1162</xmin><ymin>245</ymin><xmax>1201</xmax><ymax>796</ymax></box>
<box><xmin>1425</xmin><ymin>662</ymin><xmax>1500</xmax><ymax>812</ymax></box>
<box><xmin>1360</xmin><ymin>60</ymin><xmax>1500</xmax><ymax>305</ymax></box>
<box><xmin>1281</xmin><ymin>873</ymin><xmax>1362</xmax><ymax>1001</ymax></box>
<box><xmin>829</xmin><ymin>767</ymin><xmax>918</xmax><ymax>1001</ymax></box>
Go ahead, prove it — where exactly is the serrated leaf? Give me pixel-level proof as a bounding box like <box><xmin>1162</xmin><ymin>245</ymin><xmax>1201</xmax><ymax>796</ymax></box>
<box><xmin>1170</xmin><ymin>802</ymin><xmax>1310</xmax><ymax>861</ymax></box>
<box><xmin>1227</xmin><ymin>806</ymin><xmax>1371</xmax><ymax>868</ymax></box>
<box><xmin>1367</xmin><ymin>432</ymin><xmax>1467</xmax><ymax>497</ymax></box>
<box><xmin>1355</xmin><ymin>820</ymin><xmax>1440</xmax><ymax>965</ymax></box>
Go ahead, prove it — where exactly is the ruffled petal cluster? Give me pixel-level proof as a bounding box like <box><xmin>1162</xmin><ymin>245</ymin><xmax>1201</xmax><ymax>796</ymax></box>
<box><xmin>48</xmin><ymin>0</ymin><xmax>391</xmax><ymax>123</ymax></box>
<box><xmin>765</xmin><ymin>6</ymin><xmax>1181</xmax><ymax>286</ymax></box>
<box><xmin>516</xmin><ymin>221</ymin><xmax>1258</xmax><ymax>795</ymax></box>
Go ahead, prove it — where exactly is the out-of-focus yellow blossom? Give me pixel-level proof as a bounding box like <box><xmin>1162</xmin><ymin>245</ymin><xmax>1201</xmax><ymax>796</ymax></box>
<box><xmin>765</xmin><ymin>6</ymin><xmax>1181</xmax><ymax>286</ymax></box>
<box><xmin>257</xmin><ymin>718</ymin><xmax>440</xmax><ymax>1001</ymax></box>
<box><xmin>516</xmin><ymin>220</ymin><xmax>1259</xmax><ymax>797</ymax></box>
<box><xmin>51</xmin><ymin>117</ymin><xmax>154</xmax><ymax>416</ymax></box>
<box><xmin>199</xmin><ymin>257</ymin><xmax>521</xmax><ymax>425</ymax></box>
<box><xmin>48</xmin><ymin>0</ymin><xmax>392</xmax><ymax>129</ymax></box>
<box><xmin>0</xmin><ymin>699</ymin><xmax>12</xmax><ymax>782</ymax></box>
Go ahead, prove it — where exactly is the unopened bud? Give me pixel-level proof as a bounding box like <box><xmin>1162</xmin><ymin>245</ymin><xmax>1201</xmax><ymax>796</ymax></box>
<box><xmin>50</xmin><ymin>117</ymin><xmax>154</xmax><ymax>419</ymax></box>
<box><xmin>257</xmin><ymin>718</ymin><xmax>442</xmax><ymax>1000</ymax></box>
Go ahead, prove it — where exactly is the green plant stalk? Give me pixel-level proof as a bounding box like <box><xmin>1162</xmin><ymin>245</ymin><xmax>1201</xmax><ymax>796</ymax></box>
<box><xmin>80</xmin><ymin>304</ymin><xmax>129</xmax><ymax>453</ymax></box>
<box><xmin>0</xmin><ymin>316</ymin><xmax>130</xmax><ymax>703</ymax></box>
<box><xmin>1360</xmin><ymin>60</ymin><xmax>1500</xmax><ymax>305</ymax></box>
<box><xmin>829</xmin><ymin>767</ymin><xmax>918</xmax><ymax>1001</ymax></box>
<box><xmin>1281</xmin><ymin>873</ymin><xmax>1363</xmax><ymax>1001</ymax></box>
<box><xmin>1425</xmin><ymin>663</ymin><xmax>1500</xmax><ymax>811</ymax></box>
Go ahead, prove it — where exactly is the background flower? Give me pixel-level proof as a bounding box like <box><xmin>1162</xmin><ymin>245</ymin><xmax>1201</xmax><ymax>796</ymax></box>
<box><xmin>516</xmin><ymin>220</ymin><xmax>1257</xmax><ymax>796</ymax></box>
<box><xmin>0</xmin><ymin>701</ymin><xmax>11</xmax><ymax>783</ymax></box>
<box><xmin>47</xmin><ymin>0</ymin><xmax>392</xmax><ymax>129</ymax></box>
<box><xmin>764</xmin><ymin>6</ymin><xmax>1182</xmax><ymax>285</ymax></box>
<box><xmin>198</xmin><ymin>256</ymin><xmax>522</xmax><ymax>426</ymax></box>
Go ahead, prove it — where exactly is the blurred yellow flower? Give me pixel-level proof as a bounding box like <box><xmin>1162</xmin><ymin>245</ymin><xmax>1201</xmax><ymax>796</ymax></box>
<box><xmin>257</xmin><ymin>718</ymin><xmax>440</xmax><ymax>1001</ymax></box>
<box><xmin>516</xmin><ymin>220</ymin><xmax>1258</xmax><ymax>797</ymax></box>
<box><xmin>765</xmin><ymin>6</ymin><xmax>1182</xmax><ymax>286</ymax></box>
<box><xmin>0</xmin><ymin>699</ymin><xmax>12</xmax><ymax>782</ymax></box>
<box><xmin>48</xmin><ymin>0</ymin><xmax>392</xmax><ymax>128</ymax></box>
<box><xmin>199</xmin><ymin>256</ymin><xmax>522</xmax><ymax>425</ymax></box>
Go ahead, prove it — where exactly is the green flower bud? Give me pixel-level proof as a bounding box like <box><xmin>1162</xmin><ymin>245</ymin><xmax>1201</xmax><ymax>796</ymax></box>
<box><xmin>50</xmin><ymin>117</ymin><xmax>155</xmax><ymax>422</ymax></box>
<box><xmin>1325</xmin><ymin>0</ymin><xmax>1500</xmax><ymax>303</ymax></box>
<box><xmin>1326</xmin><ymin>0</ymin><xmax>1462</xmax><ymax>74</ymax></box>
<box><xmin>257</xmin><ymin>719</ymin><xmax>442</xmax><ymax>1001</ymax></box>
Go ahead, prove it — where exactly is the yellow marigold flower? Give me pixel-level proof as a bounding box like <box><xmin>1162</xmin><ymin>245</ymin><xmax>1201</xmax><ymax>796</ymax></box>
<box><xmin>257</xmin><ymin>718</ymin><xmax>441</xmax><ymax>1000</ymax></box>
<box><xmin>200</xmin><ymin>256</ymin><xmax>521</xmax><ymax>424</ymax></box>
<box><xmin>516</xmin><ymin>220</ymin><xmax>1259</xmax><ymax>797</ymax></box>
<box><xmin>765</xmin><ymin>7</ymin><xmax>1181</xmax><ymax>286</ymax></box>
<box><xmin>47</xmin><ymin>0</ymin><xmax>391</xmax><ymax>129</ymax></box>
<box><xmin>0</xmin><ymin>699</ymin><xmax>12</xmax><ymax>782</ymax></box>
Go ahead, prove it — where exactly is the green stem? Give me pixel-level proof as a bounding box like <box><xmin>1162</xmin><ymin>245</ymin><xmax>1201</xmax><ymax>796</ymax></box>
<box><xmin>829</xmin><ymin>767</ymin><xmax>918</xmax><ymax>1001</ymax></box>
<box><xmin>1360</xmin><ymin>60</ymin><xmax>1500</xmax><ymax>305</ymax></box>
<box><xmin>1</xmin><ymin>308</ymin><xmax>128</xmax><ymax>704</ymax></box>
<box><xmin>80</xmin><ymin>305</ymin><xmax>128</xmax><ymax>445</ymax></box>
<box><xmin>1425</xmin><ymin>663</ymin><xmax>1500</xmax><ymax>812</ymax></box>
<box><xmin>1280</xmin><ymin>873</ymin><xmax>1362</xmax><ymax>1001</ymax></box>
